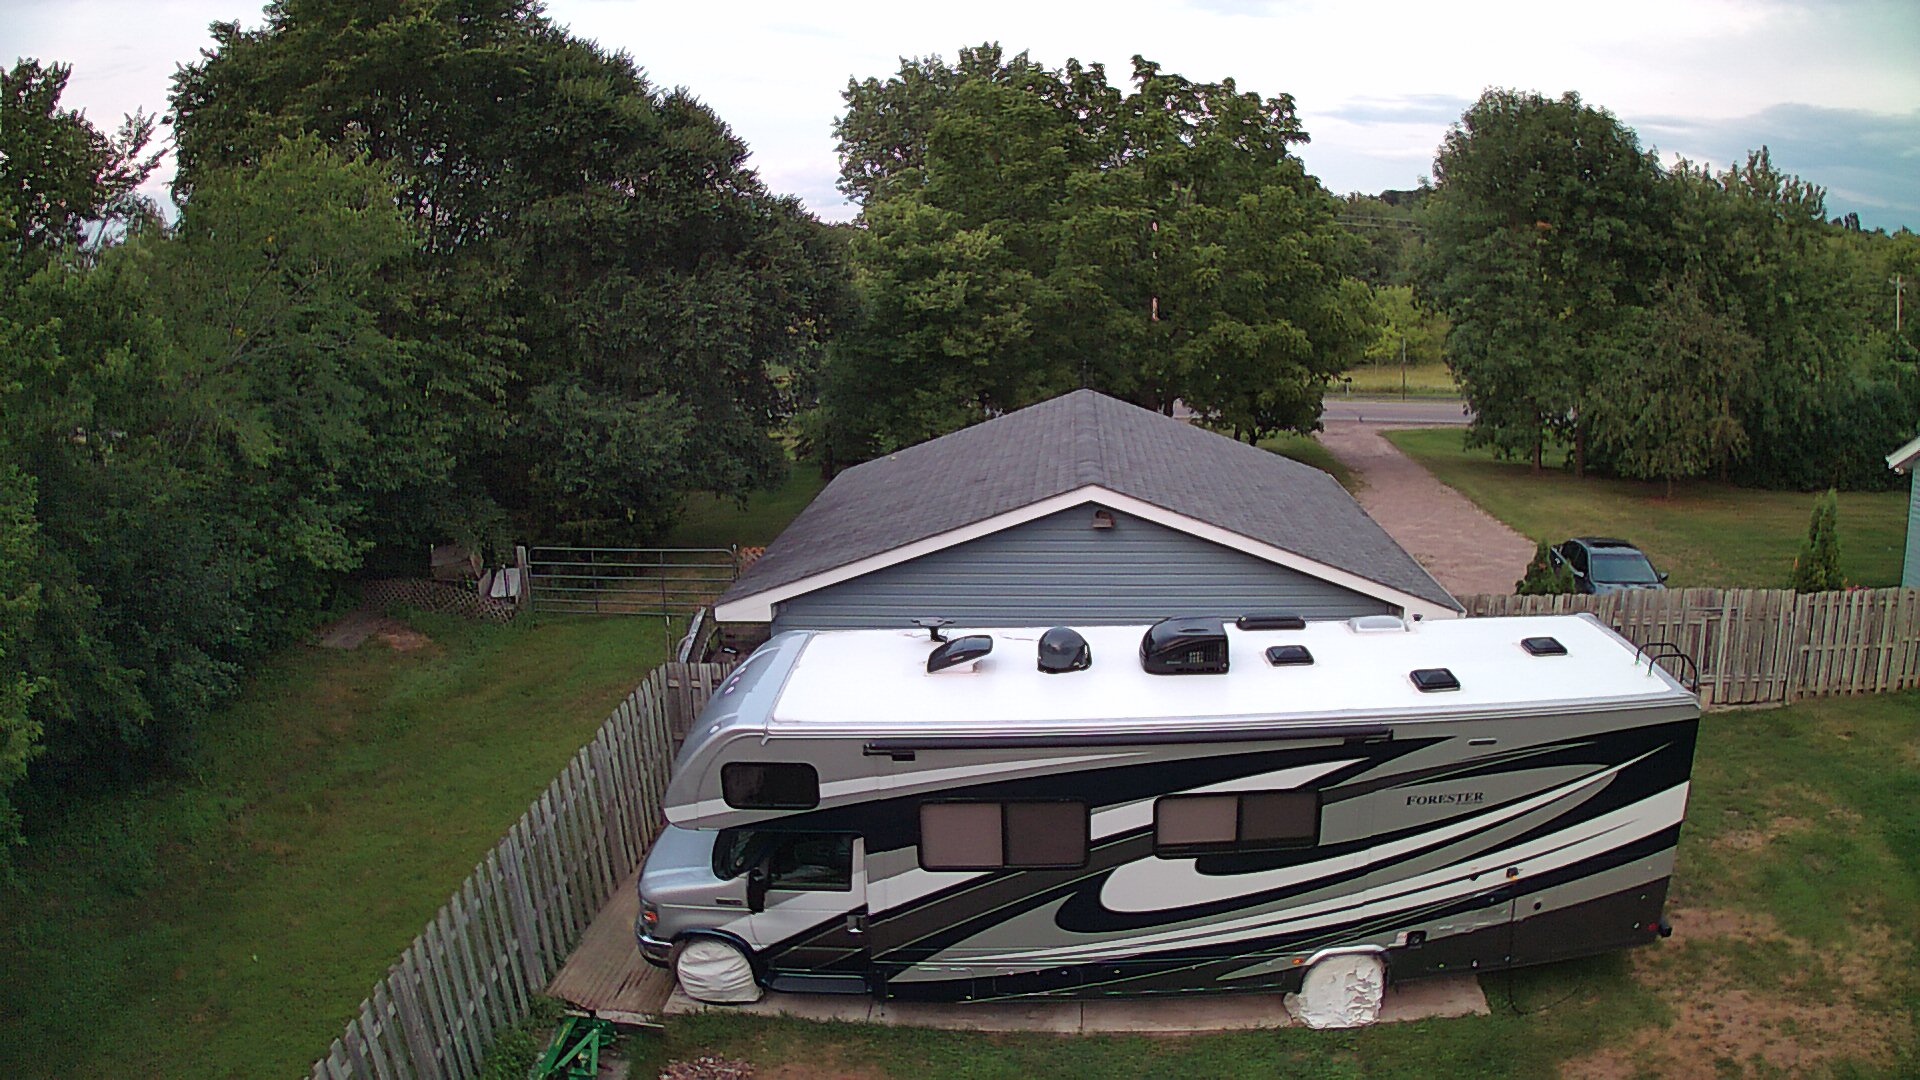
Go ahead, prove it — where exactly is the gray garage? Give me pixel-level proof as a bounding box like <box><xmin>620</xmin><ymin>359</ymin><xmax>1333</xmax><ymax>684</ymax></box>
<box><xmin>715</xmin><ymin>390</ymin><xmax>1459</xmax><ymax>641</ymax></box>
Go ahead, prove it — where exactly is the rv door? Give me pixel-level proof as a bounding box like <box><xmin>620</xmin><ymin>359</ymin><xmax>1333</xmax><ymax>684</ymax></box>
<box><xmin>722</xmin><ymin>830</ymin><xmax>870</xmax><ymax>992</ymax></box>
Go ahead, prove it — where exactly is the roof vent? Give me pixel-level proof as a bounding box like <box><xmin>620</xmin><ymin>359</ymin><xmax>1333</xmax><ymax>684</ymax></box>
<box><xmin>1410</xmin><ymin>667</ymin><xmax>1460</xmax><ymax>692</ymax></box>
<box><xmin>1521</xmin><ymin>636</ymin><xmax>1567</xmax><ymax>656</ymax></box>
<box><xmin>1350</xmin><ymin>615</ymin><xmax>1408</xmax><ymax>633</ymax></box>
<box><xmin>1141</xmin><ymin>617</ymin><xmax>1229</xmax><ymax>675</ymax></box>
<box><xmin>1265</xmin><ymin>645</ymin><xmax>1314</xmax><ymax>666</ymax></box>
<box><xmin>927</xmin><ymin>635</ymin><xmax>993</xmax><ymax>674</ymax></box>
<box><xmin>1237</xmin><ymin>612</ymin><xmax>1306</xmax><ymax>631</ymax></box>
<box><xmin>1038</xmin><ymin>627</ymin><xmax>1092</xmax><ymax>674</ymax></box>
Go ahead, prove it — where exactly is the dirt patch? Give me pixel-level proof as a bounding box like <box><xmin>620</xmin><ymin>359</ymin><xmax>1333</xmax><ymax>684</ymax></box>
<box><xmin>311</xmin><ymin>609</ymin><xmax>433</xmax><ymax>652</ymax></box>
<box><xmin>1562</xmin><ymin>906</ymin><xmax>1901</xmax><ymax>1078</ymax></box>
<box><xmin>374</xmin><ymin>624</ymin><xmax>433</xmax><ymax>651</ymax></box>
<box><xmin>1709</xmin><ymin>815</ymin><xmax>1807</xmax><ymax>852</ymax></box>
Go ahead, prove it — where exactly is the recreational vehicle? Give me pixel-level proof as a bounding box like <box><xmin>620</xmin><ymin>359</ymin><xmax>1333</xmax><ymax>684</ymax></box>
<box><xmin>635</xmin><ymin>613</ymin><xmax>1699</xmax><ymax>1003</ymax></box>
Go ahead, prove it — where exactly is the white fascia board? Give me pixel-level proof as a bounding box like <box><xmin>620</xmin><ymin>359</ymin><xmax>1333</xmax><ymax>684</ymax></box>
<box><xmin>1887</xmin><ymin>432</ymin><xmax>1920</xmax><ymax>474</ymax></box>
<box><xmin>712</xmin><ymin>484</ymin><xmax>1461</xmax><ymax>623</ymax></box>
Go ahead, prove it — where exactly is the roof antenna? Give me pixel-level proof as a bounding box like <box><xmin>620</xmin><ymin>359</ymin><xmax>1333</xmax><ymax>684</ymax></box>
<box><xmin>912</xmin><ymin>617</ymin><xmax>953</xmax><ymax>644</ymax></box>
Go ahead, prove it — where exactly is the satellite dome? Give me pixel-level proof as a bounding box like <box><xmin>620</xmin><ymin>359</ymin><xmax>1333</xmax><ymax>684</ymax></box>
<box><xmin>1037</xmin><ymin>627</ymin><xmax>1092</xmax><ymax>674</ymax></box>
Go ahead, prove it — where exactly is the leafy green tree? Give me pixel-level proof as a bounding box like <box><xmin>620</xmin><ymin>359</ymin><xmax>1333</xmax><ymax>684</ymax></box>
<box><xmin>828</xmin><ymin>47</ymin><xmax>1372</xmax><ymax>457</ymax></box>
<box><xmin>172</xmin><ymin>0</ymin><xmax>848</xmax><ymax>541</ymax></box>
<box><xmin>1789</xmin><ymin>489</ymin><xmax>1843</xmax><ymax>592</ymax></box>
<box><xmin>0</xmin><ymin>59</ymin><xmax>158</xmax><ymax>261</ymax></box>
<box><xmin>1587</xmin><ymin>273</ymin><xmax>1757</xmax><ymax>495</ymax></box>
<box><xmin>1362</xmin><ymin>285</ymin><xmax>1448</xmax><ymax>369</ymax></box>
<box><xmin>0</xmin><ymin>464</ymin><xmax>42</xmax><ymax>864</ymax></box>
<box><xmin>1421</xmin><ymin>90</ymin><xmax>1666</xmax><ymax>474</ymax></box>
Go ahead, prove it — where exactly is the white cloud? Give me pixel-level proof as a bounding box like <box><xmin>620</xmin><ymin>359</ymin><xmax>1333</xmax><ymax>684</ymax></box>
<box><xmin>3</xmin><ymin>0</ymin><xmax>1914</xmax><ymax>227</ymax></box>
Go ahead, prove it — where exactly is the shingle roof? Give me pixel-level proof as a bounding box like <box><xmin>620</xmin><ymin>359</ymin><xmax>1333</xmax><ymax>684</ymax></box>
<box><xmin>719</xmin><ymin>390</ymin><xmax>1460</xmax><ymax>612</ymax></box>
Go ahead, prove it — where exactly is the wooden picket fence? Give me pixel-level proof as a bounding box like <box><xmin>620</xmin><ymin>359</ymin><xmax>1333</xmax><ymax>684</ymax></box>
<box><xmin>306</xmin><ymin>662</ymin><xmax>728</xmax><ymax>1080</ymax></box>
<box><xmin>1459</xmin><ymin>587</ymin><xmax>1920</xmax><ymax>707</ymax></box>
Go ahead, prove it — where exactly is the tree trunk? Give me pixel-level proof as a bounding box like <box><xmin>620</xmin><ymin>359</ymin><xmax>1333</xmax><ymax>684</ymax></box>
<box><xmin>1573</xmin><ymin>422</ymin><xmax>1586</xmax><ymax>480</ymax></box>
<box><xmin>1531</xmin><ymin>436</ymin><xmax>1543</xmax><ymax>474</ymax></box>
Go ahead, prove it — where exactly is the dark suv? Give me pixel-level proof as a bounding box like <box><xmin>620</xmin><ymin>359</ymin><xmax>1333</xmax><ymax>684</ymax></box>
<box><xmin>1549</xmin><ymin>537</ymin><xmax>1668</xmax><ymax>595</ymax></box>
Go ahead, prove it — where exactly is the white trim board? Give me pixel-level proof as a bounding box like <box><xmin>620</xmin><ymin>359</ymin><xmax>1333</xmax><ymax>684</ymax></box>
<box><xmin>712</xmin><ymin>485</ymin><xmax>1461</xmax><ymax>623</ymax></box>
<box><xmin>1888</xmin><ymin>433</ymin><xmax>1920</xmax><ymax>474</ymax></box>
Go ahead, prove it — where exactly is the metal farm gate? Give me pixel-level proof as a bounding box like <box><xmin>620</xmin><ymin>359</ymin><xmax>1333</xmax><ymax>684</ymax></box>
<box><xmin>525</xmin><ymin>547</ymin><xmax>737</xmax><ymax>619</ymax></box>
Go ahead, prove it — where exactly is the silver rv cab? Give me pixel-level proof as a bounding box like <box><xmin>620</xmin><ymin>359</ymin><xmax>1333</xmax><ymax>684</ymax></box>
<box><xmin>636</xmin><ymin>613</ymin><xmax>1699</xmax><ymax>1003</ymax></box>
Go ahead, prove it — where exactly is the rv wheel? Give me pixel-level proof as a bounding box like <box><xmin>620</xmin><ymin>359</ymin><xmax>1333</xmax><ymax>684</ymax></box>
<box><xmin>671</xmin><ymin>937</ymin><xmax>763</xmax><ymax>1005</ymax></box>
<box><xmin>1282</xmin><ymin>951</ymin><xmax>1386</xmax><ymax>1029</ymax></box>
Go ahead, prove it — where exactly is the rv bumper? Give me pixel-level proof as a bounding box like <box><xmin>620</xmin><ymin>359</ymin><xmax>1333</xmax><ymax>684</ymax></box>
<box><xmin>635</xmin><ymin>924</ymin><xmax>673</xmax><ymax>968</ymax></box>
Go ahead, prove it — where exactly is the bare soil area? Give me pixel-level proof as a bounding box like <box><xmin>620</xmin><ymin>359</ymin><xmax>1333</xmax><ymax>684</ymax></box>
<box><xmin>311</xmin><ymin>609</ymin><xmax>434</xmax><ymax>651</ymax></box>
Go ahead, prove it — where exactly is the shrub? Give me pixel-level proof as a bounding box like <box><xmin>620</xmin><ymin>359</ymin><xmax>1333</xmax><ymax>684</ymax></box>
<box><xmin>1515</xmin><ymin>541</ymin><xmax>1576</xmax><ymax>595</ymax></box>
<box><xmin>1789</xmin><ymin>489</ymin><xmax>1844</xmax><ymax>592</ymax></box>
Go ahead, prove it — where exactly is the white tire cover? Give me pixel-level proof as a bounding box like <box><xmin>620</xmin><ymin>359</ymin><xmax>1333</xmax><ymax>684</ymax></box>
<box><xmin>675</xmin><ymin>938</ymin><xmax>762</xmax><ymax>1004</ymax></box>
<box><xmin>1283</xmin><ymin>953</ymin><xmax>1385</xmax><ymax>1029</ymax></box>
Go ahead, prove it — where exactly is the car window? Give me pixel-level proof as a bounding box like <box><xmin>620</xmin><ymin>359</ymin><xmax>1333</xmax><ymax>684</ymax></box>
<box><xmin>1591</xmin><ymin>552</ymin><xmax>1660</xmax><ymax>584</ymax></box>
<box><xmin>1564</xmin><ymin>544</ymin><xmax>1588</xmax><ymax>573</ymax></box>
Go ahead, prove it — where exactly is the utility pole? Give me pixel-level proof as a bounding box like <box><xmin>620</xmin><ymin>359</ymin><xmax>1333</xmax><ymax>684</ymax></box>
<box><xmin>1894</xmin><ymin>273</ymin><xmax>1906</xmax><ymax>335</ymax></box>
<box><xmin>1400</xmin><ymin>337</ymin><xmax>1407</xmax><ymax>400</ymax></box>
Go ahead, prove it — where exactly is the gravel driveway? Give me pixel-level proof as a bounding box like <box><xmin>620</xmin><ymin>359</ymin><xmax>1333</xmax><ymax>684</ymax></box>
<box><xmin>1316</xmin><ymin>415</ymin><xmax>1534</xmax><ymax>599</ymax></box>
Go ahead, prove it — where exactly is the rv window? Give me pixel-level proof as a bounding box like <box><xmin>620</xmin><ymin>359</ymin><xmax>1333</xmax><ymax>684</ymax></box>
<box><xmin>721</xmin><ymin>762</ymin><xmax>820</xmax><ymax>810</ymax></box>
<box><xmin>1004</xmin><ymin>802</ymin><xmax>1089</xmax><ymax>868</ymax></box>
<box><xmin>919</xmin><ymin>801</ymin><xmax>1087</xmax><ymax>870</ymax></box>
<box><xmin>711</xmin><ymin>829</ymin><xmax>854</xmax><ymax>891</ymax></box>
<box><xmin>919</xmin><ymin>803</ymin><xmax>1003</xmax><ymax>869</ymax></box>
<box><xmin>767</xmin><ymin>833</ymin><xmax>853</xmax><ymax>892</ymax></box>
<box><xmin>1155</xmin><ymin>790</ymin><xmax>1320</xmax><ymax>855</ymax></box>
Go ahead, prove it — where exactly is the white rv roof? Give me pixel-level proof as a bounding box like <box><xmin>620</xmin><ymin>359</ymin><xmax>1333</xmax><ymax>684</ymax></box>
<box><xmin>766</xmin><ymin>615</ymin><xmax>1693</xmax><ymax>736</ymax></box>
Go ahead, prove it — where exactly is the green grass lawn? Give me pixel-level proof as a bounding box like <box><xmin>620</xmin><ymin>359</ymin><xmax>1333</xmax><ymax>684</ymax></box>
<box><xmin>1339</xmin><ymin>361</ymin><xmax>1460</xmax><ymax>399</ymax></box>
<box><xmin>666</xmin><ymin>464</ymin><xmax>829</xmax><ymax>549</ymax></box>
<box><xmin>572</xmin><ymin>691</ymin><xmax>1920</xmax><ymax>1079</ymax></box>
<box><xmin>1384</xmin><ymin>428</ymin><xmax>1910</xmax><ymax>588</ymax></box>
<box><xmin>0</xmin><ymin>611</ymin><xmax>668</xmax><ymax>1080</ymax></box>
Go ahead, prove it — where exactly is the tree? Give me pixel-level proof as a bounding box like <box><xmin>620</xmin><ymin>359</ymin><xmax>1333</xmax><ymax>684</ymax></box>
<box><xmin>1789</xmin><ymin>489</ymin><xmax>1843</xmax><ymax>592</ymax></box>
<box><xmin>1421</xmin><ymin>90</ymin><xmax>1666</xmax><ymax>474</ymax></box>
<box><xmin>171</xmin><ymin>0</ymin><xmax>848</xmax><ymax>542</ymax></box>
<box><xmin>0</xmin><ymin>465</ymin><xmax>42</xmax><ymax>865</ymax></box>
<box><xmin>827</xmin><ymin>47</ymin><xmax>1373</xmax><ymax>458</ymax></box>
<box><xmin>1586</xmin><ymin>274</ymin><xmax>1757</xmax><ymax>495</ymax></box>
<box><xmin>1362</xmin><ymin>285</ymin><xmax>1448</xmax><ymax>370</ymax></box>
<box><xmin>0</xmin><ymin>59</ymin><xmax>158</xmax><ymax>261</ymax></box>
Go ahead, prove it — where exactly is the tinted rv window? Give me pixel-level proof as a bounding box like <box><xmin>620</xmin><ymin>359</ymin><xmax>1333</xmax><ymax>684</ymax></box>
<box><xmin>919</xmin><ymin>801</ymin><xmax>1087</xmax><ymax>870</ymax></box>
<box><xmin>721</xmin><ymin>762</ymin><xmax>819</xmax><ymax>810</ymax></box>
<box><xmin>1155</xmin><ymin>790</ymin><xmax>1320</xmax><ymax>855</ymax></box>
<box><xmin>1004</xmin><ymin>802</ymin><xmax>1089</xmax><ymax>868</ymax></box>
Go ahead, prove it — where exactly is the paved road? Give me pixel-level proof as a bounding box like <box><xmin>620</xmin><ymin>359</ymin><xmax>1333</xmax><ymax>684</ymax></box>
<box><xmin>1320</xmin><ymin>397</ymin><xmax>1470</xmax><ymax>426</ymax></box>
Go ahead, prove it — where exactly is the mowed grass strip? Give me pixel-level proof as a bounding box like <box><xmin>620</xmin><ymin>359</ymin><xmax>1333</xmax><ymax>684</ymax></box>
<box><xmin>1339</xmin><ymin>361</ymin><xmax>1460</xmax><ymax>399</ymax></box>
<box><xmin>0</xmin><ymin>612</ymin><xmax>667</xmax><ymax>1080</ymax></box>
<box><xmin>581</xmin><ymin>693</ymin><xmax>1920</xmax><ymax>1079</ymax></box>
<box><xmin>1384</xmin><ymin>427</ymin><xmax>1909</xmax><ymax>588</ymax></box>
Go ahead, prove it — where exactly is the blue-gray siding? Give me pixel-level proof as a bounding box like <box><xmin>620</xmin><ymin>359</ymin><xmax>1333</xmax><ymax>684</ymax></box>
<box><xmin>771</xmin><ymin>503</ymin><xmax>1397</xmax><ymax>632</ymax></box>
<box><xmin>1905</xmin><ymin>472</ymin><xmax>1919</xmax><ymax>588</ymax></box>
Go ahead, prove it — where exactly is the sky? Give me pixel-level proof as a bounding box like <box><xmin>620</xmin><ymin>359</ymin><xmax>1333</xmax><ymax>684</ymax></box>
<box><xmin>5</xmin><ymin>0</ymin><xmax>1917</xmax><ymax>230</ymax></box>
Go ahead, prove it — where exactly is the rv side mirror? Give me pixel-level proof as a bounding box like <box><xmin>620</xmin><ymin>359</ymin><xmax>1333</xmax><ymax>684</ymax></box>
<box><xmin>745</xmin><ymin>862</ymin><xmax>769</xmax><ymax>913</ymax></box>
<box><xmin>1658</xmin><ymin>571</ymin><xmax>1670</xmax><ymax>582</ymax></box>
